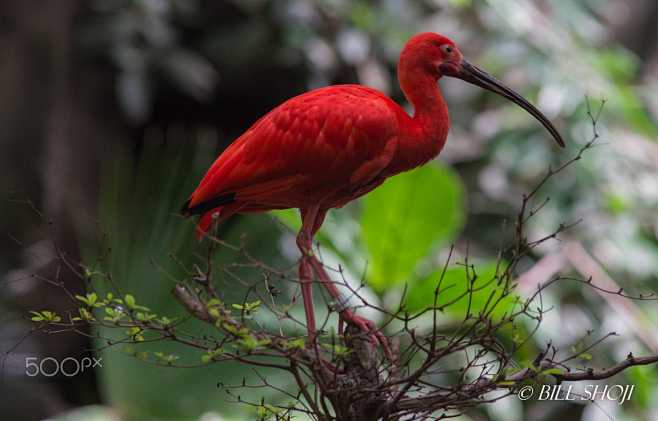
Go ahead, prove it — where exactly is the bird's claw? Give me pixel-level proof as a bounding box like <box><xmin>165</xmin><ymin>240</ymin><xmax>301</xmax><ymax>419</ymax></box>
<box><xmin>340</xmin><ymin>310</ymin><xmax>394</xmax><ymax>363</ymax></box>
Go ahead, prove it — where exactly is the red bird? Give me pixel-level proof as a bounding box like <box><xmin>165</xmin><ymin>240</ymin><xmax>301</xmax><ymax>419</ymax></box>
<box><xmin>182</xmin><ymin>33</ymin><xmax>563</xmax><ymax>356</ymax></box>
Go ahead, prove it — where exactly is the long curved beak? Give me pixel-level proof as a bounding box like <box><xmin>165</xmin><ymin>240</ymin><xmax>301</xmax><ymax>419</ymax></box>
<box><xmin>443</xmin><ymin>60</ymin><xmax>565</xmax><ymax>147</ymax></box>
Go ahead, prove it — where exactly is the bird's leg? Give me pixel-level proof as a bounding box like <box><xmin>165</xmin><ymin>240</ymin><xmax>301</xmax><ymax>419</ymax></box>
<box><xmin>298</xmin><ymin>206</ymin><xmax>393</xmax><ymax>362</ymax></box>
<box><xmin>296</xmin><ymin>207</ymin><xmax>320</xmax><ymax>344</ymax></box>
<box><xmin>298</xmin><ymin>257</ymin><xmax>316</xmax><ymax>342</ymax></box>
<box><xmin>307</xmin><ymin>257</ymin><xmax>394</xmax><ymax>362</ymax></box>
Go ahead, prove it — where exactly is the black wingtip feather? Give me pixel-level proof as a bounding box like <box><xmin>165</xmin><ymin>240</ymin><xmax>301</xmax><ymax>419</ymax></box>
<box><xmin>179</xmin><ymin>193</ymin><xmax>236</xmax><ymax>217</ymax></box>
<box><xmin>180</xmin><ymin>198</ymin><xmax>192</xmax><ymax>216</ymax></box>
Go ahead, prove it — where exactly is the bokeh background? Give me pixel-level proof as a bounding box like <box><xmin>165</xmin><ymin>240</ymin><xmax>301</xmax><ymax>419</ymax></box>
<box><xmin>2</xmin><ymin>0</ymin><xmax>658</xmax><ymax>420</ymax></box>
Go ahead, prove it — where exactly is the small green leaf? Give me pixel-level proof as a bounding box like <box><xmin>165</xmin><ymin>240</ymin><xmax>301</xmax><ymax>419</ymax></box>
<box><xmin>127</xmin><ymin>326</ymin><xmax>140</xmax><ymax>335</ymax></box>
<box><xmin>79</xmin><ymin>308</ymin><xmax>93</xmax><ymax>321</ymax></box>
<box><xmin>135</xmin><ymin>312</ymin><xmax>157</xmax><ymax>322</ymax></box>
<box><xmin>30</xmin><ymin>310</ymin><xmax>61</xmax><ymax>323</ymax></box>
<box><xmin>154</xmin><ymin>352</ymin><xmax>179</xmax><ymax>364</ymax></box>
<box><xmin>497</xmin><ymin>380</ymin><xmax>516</xmax><ymax>387</ymax></box>
<box><xmin>321</xmin><ymin>343</ymin><xmax>352</xmax><ymax>358</ymax></box>
<box><xmin>541</xmin><ymin>368</ymin><xmax>565</xmax><ymax>376</ymax></box>
<box><xmin>201</xmin><ymin>348</ymin><xmax>224</xmax><ymax>364</ymax></box>
<box><xmin>75</xmin><ymin>292</ymin><xmax>103</xmax><ymax>308</ymax></box>
<box><xmin>135</xmin><ymin>351</ymin><xmax>149</xmax><ymax>361</ymax></box>
<box><xmin>104</xmin><ymin>306</ymin><xmax>124</xmax><ymax>322</ymax></box>
<box><xmin>257</xmin><ymin>403</ymin><xmax>281</xmax><ymax>419</ymax></box>
<box><xmin>206</xmin><ymin>298</ymin><xmax>223</xmax><ymax>308</ymax></box>
<box><xmin>29</xmin><ymin>311</ymin><xmax>44</xmax><ymax>322</ymax></box>
<box><xmin>283</xmin><ymin>338</ymin><xmax>305</xmax><ymax>350</ymax></box>
<box><xmin>245</xmin><ymin>300</ymin><xmax>261</xmax><ymax>312</ymax></box>
<box><xmin>126</xmin><ymin>326</ymin><xmax>144</xmax><ymax>342</ymax></box>
<box><xmin>124</xmin><ymin>294</ymin><xmax>136</xmax><ymax>309</ymax></box>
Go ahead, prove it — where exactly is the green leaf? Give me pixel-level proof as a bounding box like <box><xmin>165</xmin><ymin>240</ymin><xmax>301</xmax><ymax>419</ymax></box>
<box><xmin>76</xmin><ymin>292</ymin><xmax>102</xmax><ymax>307</ymax></box>
<box><xmin>206</xmin><ymin>298</ymin><xmax>223</xmax><ymax>308</ymax></box>
<box><xmin>135</xmin><ymin>351</ymin><xmax>149</xmax><ymax>361</ymax></box>
<box><xmin>282</xmin><ymin>338</ymin><xmax>305</xmax><ymax>350</ymax></box>
<box><xmin>448</xmin><ymin>0</ymin><xmax>472</xmax><ymax>7</ymax></box>
<box><xmin>41</xmin><ymin>311</ymin><xmax>61</xmax><ymax>322</ymax></box>
<box><xmin>360</xmin><ymin>164</ymin><xmax>465</xmax><ymax>292</ymax></box>
<box><xmin>127</xmin><ymin>327</ymin><xmax>141</xmax><ymax>336</ymax></box>
<box><xmin>256</xmin><ymin>403</ymin><xmax>281</xmax><ymax>419</ymax></box>
<box><xmin>321</xmin><ymin>343</ymin><xmax>352</xmax><ymax>358</ymax></box>
<box><xmin>592</xmin><ymin>48</ymin><xmax>636</xmax><ymax>84</ymax></box>
<box><xmin>540</xmin><ymin>368</ymin><xmax>565</xmax><ymax>376</ymax></box>
<box><xmin>269</xmin><ymin>208</ymin><xmax>300</xmax><ymax>232</ymax></box>
<box><xmin>30</xmin><ymin>310</ymin><xmax>62</xmax><ymax>323</ymax></box>
<box><xmin>29</xmin><ymin>311</ymin><xmax>44</xmax><ymax>322</ymax></box>
<box><xmin>78</xmin><ymin>308</ymin><xmax>93</xmax><ymax>321</ymax></box>
<box><xmin>124</xmin><ymin>294</ymin><xmax>136</xmax><ymax>309</ymax></box>
<box><xmin>237</xmin><ymin>335</ymin><xmax>271</xmax><ymax>351</ymax></box>
<box><xmin>232</xmin><ymin>300</ymin><xmax>261</xmax><ymax>314</ymax></box>
<box><xmin>201</xmin><ymin>348</ymin><xmax>224</xmax><ymax>364</ymax></box>
<box><xmin>626</xmin><ymin>365</ymin><xmax>657</xmax><ymax>409</ymax></box>
<box><xmin>135</xmin><ymin>312</ymin><xmax>157</xmax><ymax>322</ymax></box>
<box><xmin>208</xmin><ymin>307</ymin><xmax>221</xmax><ymax>319</ymax></box>
<box><xmin>496</xmin><ymin>380</ymin><xmax>516</xmax><ymax>387</ymax></box>
<box><xmin>405</xmin><ymin>261</ymin><xmax>516</xmax><ymax>318</ymax></box>
<box><xmin>154</xmin><ymin>352</ymin><xmax>179</xmax><ymax>364</ymax></box>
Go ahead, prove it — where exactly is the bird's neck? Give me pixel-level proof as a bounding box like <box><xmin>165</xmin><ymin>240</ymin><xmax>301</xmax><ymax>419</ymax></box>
<box><xmin>393</xmin><ymin>71</ymin><xmax>450</xmax><ymax>173</ymax></box>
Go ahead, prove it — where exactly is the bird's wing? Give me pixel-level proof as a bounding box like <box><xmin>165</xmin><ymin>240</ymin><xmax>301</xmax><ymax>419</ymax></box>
<box><xmin>187</xmin><ymin>86</ymin><xmax>400</xmax><ymax>210</ymax></box>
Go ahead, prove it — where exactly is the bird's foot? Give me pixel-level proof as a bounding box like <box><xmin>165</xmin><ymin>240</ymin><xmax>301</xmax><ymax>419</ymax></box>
<box><xmin>340</xmin><ymin>309</ymin><xmax>394</xmax><ymax>363</ymax></box>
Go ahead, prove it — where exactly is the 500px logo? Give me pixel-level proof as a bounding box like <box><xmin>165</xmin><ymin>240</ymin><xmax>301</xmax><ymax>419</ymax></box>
<box><xmin>25</xmin><ymin>356</ymin><xmax>102</xmax><ymax>377</ymax></box>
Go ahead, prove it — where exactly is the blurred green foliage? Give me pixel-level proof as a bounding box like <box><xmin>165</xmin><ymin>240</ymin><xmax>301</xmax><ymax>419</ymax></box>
<box><xmin>361</xmin><ymin>164</ymin><xmax>464</xmax><ymax>293</ymax></box>
<box><xmin>403</xmin><ymin>262</ymin><xmax>514</xmax><ymax>318</ymax></box>
<box><xmin>87</xmin><ymin>140</ymin><xmax>290</xmax><ymax>421</ymax></box>
<box><xmin>51</xmin><ymin>0</ymin><xmax>658</xmax><ymax>420</ymax></box>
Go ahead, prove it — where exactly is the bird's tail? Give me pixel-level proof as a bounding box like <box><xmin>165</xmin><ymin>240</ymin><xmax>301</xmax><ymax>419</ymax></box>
<box><xmin>196</xmin><ymin>209</ymin><xmax>222</xmax><ymax>240</ymax></box>
<box><xmin>180</xmin><ymin>193</ymin><xmax>237</xmax><ymax>241</ymax></box>
<box><xmin>180</xmin><ymin>200</ymin><xmax>224</xmax><ymax>240</ymax></box>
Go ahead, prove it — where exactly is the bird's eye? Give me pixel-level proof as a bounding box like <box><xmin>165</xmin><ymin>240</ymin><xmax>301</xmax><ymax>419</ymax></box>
<box><xmin>441</xmin><ymin>44</ymin><xmax>454</xmax><ymax>54</ymax></box>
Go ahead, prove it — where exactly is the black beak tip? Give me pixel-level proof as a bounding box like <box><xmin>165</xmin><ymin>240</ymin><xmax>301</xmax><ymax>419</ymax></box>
<box><xmin>552</xmin><ymin>131</ymin><xmax>566</xmax><ymax>148</ymax></box>
<box><xmin>556</xmin><ymin>136</ymin><xmax>565</xmax><ymax>148</ymax></box>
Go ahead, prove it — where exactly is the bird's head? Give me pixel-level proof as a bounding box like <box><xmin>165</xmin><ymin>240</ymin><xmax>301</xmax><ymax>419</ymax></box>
<box><xmin>400</xmin><ymin>32</ymin><xmax>564</xmax><ymax>147</ymax></box>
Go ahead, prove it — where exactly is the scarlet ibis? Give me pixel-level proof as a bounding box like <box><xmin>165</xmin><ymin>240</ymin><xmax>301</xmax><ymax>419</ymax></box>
<box><xmin>181</xmin><ymin>32</ymin><xmax>563</xmax><ymax>356</ymax></box>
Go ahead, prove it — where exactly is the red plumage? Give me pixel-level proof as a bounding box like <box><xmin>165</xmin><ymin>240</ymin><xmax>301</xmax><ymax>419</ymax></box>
<box><xmin>184</xmin><ymin>83</ymin><xmax>447</xmax><ymax>238</ymax></box>
<box><xmin>181</xmin><ymin>32</ymin><xmax>562</xmax><ymax>357</ymax></box>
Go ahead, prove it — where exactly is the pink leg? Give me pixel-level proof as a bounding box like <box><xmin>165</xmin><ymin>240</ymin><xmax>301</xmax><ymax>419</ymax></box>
<box><xmin>307</xmin><ymin>257</ymin><xmax>393</xmax><ymax>362</ymax></box>
<box><xmin>298</xmin><ymin>206</ymin><xmax>393</xmax><ymax>362</ymax></box>
<box><xmin>299</xmin><ymin>258</ymin><xmax>316</xmax><ymax>342</ymax></box>
<box><xmin>297</xmin><ymin>207</ymin><xmax>320</xmax><ymax>343</ymax></box>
